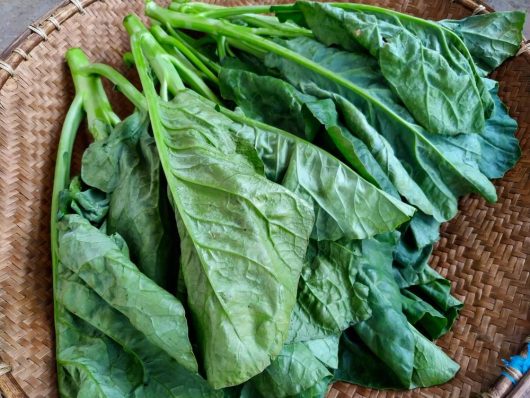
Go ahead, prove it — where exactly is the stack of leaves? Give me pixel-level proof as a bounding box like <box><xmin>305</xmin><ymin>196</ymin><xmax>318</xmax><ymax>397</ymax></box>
<box><xmin>51</xmin><ymin>1</ymin><xmax>525</xmax><ymax>397</ymax></box>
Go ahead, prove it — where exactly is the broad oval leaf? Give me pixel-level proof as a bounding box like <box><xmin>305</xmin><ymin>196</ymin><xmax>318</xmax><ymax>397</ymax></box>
<box><xmin>265</xmin><ymin>36</ymin><xmax>497</xmax><ymax>221</ymax></box>
<box><xmin>292</xmin><ymin>1</ymin><xmax>492</xmax><ymax>136</ymax></box>
<box><xmin>178</xmin><ymin>89</ymin><xmax>415</xmax><ymax>241</ymax></box>
<box><xmin>57</xmin><ymin>214</ymin><xmax>198</xmax><ymax>373</ymax></box>
<box><xmin>153</xmin><ymin>91</ymin><xmax>315</xmax><ymax>388</ymax></box>
<box><xmin>58</xmin><ymin>275</ymin><xmax>222</xmax><ymax>397</ymax></box>
<box><xmin>440</xmin><ymin>11</ymin><xmax>525</xmax><ymax>74</ymax></box>
<box><xmin>219</xmin><ymin>67</ymin><xmax>435</xmax><ymax>217</ymax></box>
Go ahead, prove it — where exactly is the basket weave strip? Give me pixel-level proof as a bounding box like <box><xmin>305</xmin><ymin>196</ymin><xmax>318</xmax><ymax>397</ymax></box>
<box><xmin>0</xmin><ymin>1</ymin><xmax>528</xmax><ymax>397</ymax></box>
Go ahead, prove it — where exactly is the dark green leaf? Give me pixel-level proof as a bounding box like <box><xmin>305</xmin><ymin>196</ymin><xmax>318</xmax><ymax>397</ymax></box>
<box><xmin>82</xmin><ymin>112</ymin><xmax>176</xmax><ymax>287</ymax></box>
<box><xmin>220</xmin><ymin>67</ymin><xmax>400</xmax><ymax>197</ymax></box>
<box><xmin>60</xmin><ymin>177</ymin><xmax>109</xmax><ymax>225</ymax></box>
<box><xmin>287</xmin><ymin>240</ymin><xmax>371</xmax><ymax>343</ymax></box>
<box><xmin>183</xmin><ymin>90</ymin><xmax>415</xmax><ymax>242</ymax></box>
<box><xmin>440</xmin><ymin>11</ymin><xmax>525</xmax><ymax>74</ymax></box>
<box><xmin>292</xmin><ymin>1</ymin><xmax>492</xmax><ymax>136</ymax></box>
<box><xmin>57</xmin><ymin>274</ymin><xmax>222</xmax><ymax>397</ymax></box>
<box><xmin>57</xmin><ymin>214</ymin><xmax>198</xmax><ymax>372</ymax></box>
<box><xmin>153</xmin><ymin>91</ymin><xmax>315</xmax><ymax>388</ymax></box>
<box><xmin>477</xmin><ymin>79</ymin><xmax>520</xmax><ymax>179</ymax></box>
<box><xmin>265</xmin><ymin>36</ymin><xmax>496</xmax><ymax>221</ymax></box>
<box><xmin>251</xmin><ymin>342</ymin><xmax>331</xmax><ymax>398</ymax></box>
<box><xmin>335</xmin><ymin>237</ymin><xmax>459</xmax><ymax>388</ymax></box>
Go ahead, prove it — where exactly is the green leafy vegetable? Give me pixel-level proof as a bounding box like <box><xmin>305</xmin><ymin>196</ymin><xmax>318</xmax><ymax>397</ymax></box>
<box><xmin>58</xmin><ymin>214</ymin><xmax>198</xmax><ymax>372</ymax></box>
<box><xmin>275</xmin><ymin>1</ymin><xmax>493</xmax><ymax>136</ymax></box>
<box><xmin>57</xmin><ymin>274</ymin><xmax>222</xmax><ymax>397</ymax></box>
<box><xmin>81</xmin><ymin>112</ymin><xmax>177</xmax><ymax>287</ymax></box>
<box><xmin>219</xmin><ymin>66</ymin><xmax>400</xmax><ymax>197</ymax></box>
<box><xmin>477</xmin><ymin>79</ymin><xmax>520</xmax><ymax>179</ymax></box>
<box><xmin>264</xmin><ymin>36</ymin><xmax>496</xmax><ymax>221</ymax></box>
<box><xmin>130</xmin><ymin>19</ymin><xmax>316</xmax><ymax>388</ymax></box>
<box><xmin>219</xmin><ymin>66</ymin><xmax>438</xmax><ymax>217</ymax></box>
<box><xmin>52</xmin><ymin>2</ymin><xmax>525</xmax><ymax>395</ymax></box>
<box><xmin>167</xmin><ymin>89</ymin><xmax>415</xmax><ymax>241</ymax></box>
<box><xmin>250</xmin><ymin>342</ymin><xmax>332</xmax><ymax>397</ymax></box>
<box><xmin>287</xmin><ymin>240</ymin><xmax>371</xmax><ymax>343</ymax></box>
<box><xmin>335</xmin><ymin>237</ymin><xmax>459</xmax><ymax>389</ymax></box>
<box><xmin>440</xmin><ymin>11</ymin><xmax>525</xmax><ymax>74</ymax></box>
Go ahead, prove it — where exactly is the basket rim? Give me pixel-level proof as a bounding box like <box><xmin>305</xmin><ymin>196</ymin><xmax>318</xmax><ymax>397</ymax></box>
<box><xmin>0</xmin><ymin>0</ymin><xmax>109</xmax><ymax>89</ymax></box>
<box><xmin>0</xmin><ymin>0</ymin><xmax>527</xmax><ymax>397</ymax></box>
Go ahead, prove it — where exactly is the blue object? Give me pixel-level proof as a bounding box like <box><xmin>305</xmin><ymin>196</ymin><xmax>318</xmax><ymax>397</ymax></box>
<box><xmin>501</xmin><ymin>343</ymin><xmax>530</xmax><ymax>384</ymax></box>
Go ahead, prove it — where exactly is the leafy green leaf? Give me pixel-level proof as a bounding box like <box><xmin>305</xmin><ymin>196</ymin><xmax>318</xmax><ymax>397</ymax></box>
<box><xmin>220</xmin><ymin>63</ymin><xmax>321</xmax><ymax>142</ymax></box>
<box><xmin>440</xmin><ymin>11</ymin><xmax>525</xmax><ymax>74</ymax></box>
<box><xmin>287</xmin><ymin>240</ymin><xmax>371</xmax><ymax>343</ymax></box>
<box><xmin>146</xmin><ymin>89</ymin><xmax>315</xmax><ymax>388</ymax></box>
<box><xmin>57</xmin><ymin>275</ymin><xmax>222</xmax><ymax>397</ymax></box>
<box><xmin>334</xmin><ymin>237</ymin><xmax>459</xmax><ymax>388</ymax></box>
<box><xmin>82</xmin><ymin>112</ymin><xmax>176</xmax><ymax>287</ymax></box>
<box><xmin>57</xmin><ymin>214</ymin><xmax>198</xmax><ymax>372</ymax></box>
<box><xmin>265</xmin><ymin>36</ymin><xmax>496</xmax><ymax>221</ymax></box>
<box><xmin>303</xmin><ymin>335</ymin><xmax>340</xmax><ymax>370</ymax></box>
<box><xmin>219</xmin><ymin>66</ymin><xmax>400</xmax><ymax>197</ymax></box>
<box><xmin>251</xmin><ymin>342</ymin><xmax>332</xmax><ymax>398</ymax></box>
<box><xmin>179</xmin><ymin>89</ymin><xmax>414</xmax><ymax>242</ymax></box>
<box><xmin>60</xmin><ymin>177</ymin><xmax>109</xmax><ymax>225</ymax></box>
<box><xmin>57</xmin><ymin>314</ymin><xmax>142</xmax><ymax>398</ymax></box>
<box><xmin>292</xmin><ymin>1</ymin><xmax>492</xmax><ymax>136</ymax></box>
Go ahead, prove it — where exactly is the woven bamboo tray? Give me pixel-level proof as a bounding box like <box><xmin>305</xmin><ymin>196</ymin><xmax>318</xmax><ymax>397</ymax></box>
<box><xmin>0</xmin><ymin>0</ymin><xmax>528</xmax><ymax>397</ymax></box>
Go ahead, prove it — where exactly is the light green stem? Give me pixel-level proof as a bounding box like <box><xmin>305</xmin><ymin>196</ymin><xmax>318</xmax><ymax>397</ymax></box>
<box><xmin>151</xmin><ymin>24</ymin><xmax>219</xmax><ymax>84</ymax></box>
<box><xmin>124</xmin><ymin>14</ymin><xmax>185</xmax><ymax>94</ymax></box>
<box><xmin>164</xmin><ymin>25</ymin><xmax>221</xmax><ymax>74</ymax></box>
<box><xmin>145</xmin><ymin>4</ymin><xmax>419</xmax><ymax>135</ymax></box>
<box><xmin>50</xmin><ymin>94</ymin><xmax>84</xmax><ymax>390</ymax></box>
<box><xmin>66</xmin><ymin>48</ymin><xmax>119</xmax><ymax>140</ymax></box>
<box><xmin>80</xmin><ymin>63</ymin><xmax>147</xmax><ymax>111</ymax></box>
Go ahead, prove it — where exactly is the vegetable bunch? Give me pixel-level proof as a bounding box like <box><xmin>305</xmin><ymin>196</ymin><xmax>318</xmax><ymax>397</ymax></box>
<box><xmin>51</xmin><ymin>1</ymin><xmax>525</xmax><ymax>397</ymax></box>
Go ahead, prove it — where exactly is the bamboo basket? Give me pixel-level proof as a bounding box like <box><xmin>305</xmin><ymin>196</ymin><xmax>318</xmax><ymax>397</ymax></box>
<box><xmin>0</xmin><ymin>0</ymin><xmax>528</xmax><ymax>397</ymax></box>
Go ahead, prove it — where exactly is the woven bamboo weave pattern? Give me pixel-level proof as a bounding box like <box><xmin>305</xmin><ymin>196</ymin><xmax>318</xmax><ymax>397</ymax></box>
<box><xmin>0</xmin><ymin>0</ymin><xmax>528</xmax><ymax>397</ymax></box>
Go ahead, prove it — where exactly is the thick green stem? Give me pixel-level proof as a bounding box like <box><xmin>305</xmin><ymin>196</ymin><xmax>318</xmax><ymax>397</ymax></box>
<box><xmin>164</xmin><ymin>25</ymin><xmax>221</xmax><ymax>74</ymax></box>
<box><xmin>66</xmin><ymin>48</ymin><xmax>119</xmax><ymax>140</ymax></box>
<box><xmin>151</xmin><ymin>24</ymin><xmax>219</xmax><ymax>84</ymax></box>
<box><xmin>50</xmin><ymin>94</ymin><xmax>84</xmax><ymax>389</ymax></box>
<box><xmin>167</xmin><ymin>54</ymin><xmax>221</xmax><ymax>104</ymax></box>
<box><xmin>235</xmin><ymin>15</ymin><xmax>313</xmax><ymax>38</ymax></box>
<box><xmin>125</xmin><ymin>14</ymin><xmax>220</xmax><ymax>103</ymax></box>
<box><xmin>124</xmin><ymin>14</ymin><xmax>185</xmax><ymax>94</ymax></box>
<box><xmin>80</xmin><ymin>63</ymin><xmax>147</xmax><ymax>111</ymax></box>
<box><xmin>171</xmin><ymin>3</ymin><xmax>271</xmax><ymax>18</ymax></box>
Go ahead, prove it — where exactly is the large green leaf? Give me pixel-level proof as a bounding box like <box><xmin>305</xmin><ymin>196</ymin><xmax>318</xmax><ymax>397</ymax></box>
<box><xmin>265</xmin><ymin>36</ymin><xmax>496</xmax><ymax>221</ymax></box>
<box><xmin>303</xmin><ymin>334</ymin><xmax>340</xmax><ymax>370</ymax></box>
<box><xmin>59</xmin><ymin>177</ymin><xmax>109</xmax><ymax>225</ymax></box>
<box><xmin>440</xmin><ymin>11</ymin><xmax>525</xmax><ymax>74</ymax></box>
<box><xmin>335</xmin><ymin>237</ymin><xmax>459</xmax><ymax>389</ymax></box>
<box><xmin>178</xmin><ymin>90</ymin><xmax>414</xmax><ymax>242</ymax></box>
<box><xmin>287</xmin><ymin>240</ymin><xmax>371</xmax><ymax>343</ymax></box>
<box><xmin>220</xmin><ymin>66</ymin><xmax>406</xmax><ymax>200</ymax></box>
<box><xmin>81</xmin><ymin>112</ymin><xmax>176</xmax><ymax>287</ymax></box>
<box><xmin>143</xmin><ymin>88</ymin><xmax>315</xmax><ymax>388</ymax></box>
<box><xmin>289</xmin><ymin>1</ymin><xmax>492</xmax><ymax>136</ymax></box>
<box><xmin>57</xmin><ymin>275</ymin><xmax>222</xmax><ymax>397</ymax></box>
<box><xmin>57</xmin><ymin>214</ymin><xmax>198</xmax><ymax>372</ymax></box>
<box><xmin>57</xmin><ymin>314</ymin><xmax>142</xmax><ymax>398</ymax></box>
